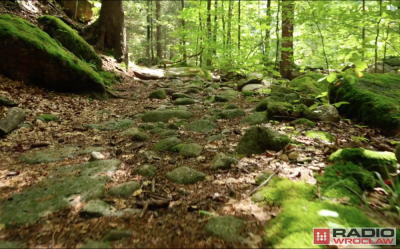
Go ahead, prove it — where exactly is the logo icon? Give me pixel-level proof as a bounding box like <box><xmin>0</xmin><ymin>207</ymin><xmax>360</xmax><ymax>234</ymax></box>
<box><xmin>314</xmin><ymin>228</ymin><xmax>330</xmax><ymax>245</ymax></box>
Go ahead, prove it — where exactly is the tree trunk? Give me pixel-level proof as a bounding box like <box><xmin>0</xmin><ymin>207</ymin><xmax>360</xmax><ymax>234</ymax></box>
<box><xmin>181</xmin><ymin>0</ymin><xmax>187</xmax><ymax>63</ymax></box>
<box><xmin>274</xmin><ymin>0</ymin><xmax>280</xmax><ymax>70</ymax></box>
<box><xmin>362</xmin><ymin>0</ymin><xmax>365</xmax><ymax>60</ymax></box>
<box><xmin>146</xmin><ymin>0</ymin><xmax>151</xmax><ymax>58</ymax></box>
<box><xmin>238</xmin><ymin>0</ymin><xmax>241</xmax><ymax>51</ymax></box>
<box><xmin>280</xmin><ymin>0</ymin><xmax>293</xmax><ymax>80</ymax></box>
<box><xmin>206</xmin><ymin>0</ymin><xmax>212</xmax><ymax>66</ymax></box>
<box><xmin>375</xmin><ymin>0</ymin><xmax>382</xmax><ymax>74</ymax></box>
<box><xmin>213</xmin><ymin>0</ymin><xmax>218</xmax><ymax>57</ymax></box>
<box><xmin>156</xmin><ymin>0</ymin><xmax>162</xmax><ymax>60</ymax></box>
<box><xmin>85</xmin><ymin>0</ymin><xmax>127</xmax><ymax>62</ymax></box>
<box><xmin>150</xmin><ymin>0</ymin><xmax>154</xmax><ymax>61</ymax></box>
<box><xmin>227</xmin><ymin>0</ymin><xmax>233</xmax><ymax>58</ymax></box>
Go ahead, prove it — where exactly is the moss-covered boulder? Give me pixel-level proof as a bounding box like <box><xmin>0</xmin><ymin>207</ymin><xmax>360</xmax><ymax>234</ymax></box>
<box><xmin>166</xmin><ymin>166</ymin><xmax>205</xmax><ymax>184</ymax></box>
<box><xmin>211</xmin><ymin>153</ymin><xmax>237</xmax><ymax>170</ymax></box>
<box><xmin>240</xmin><ymin>112</ymin><xmax>267</xmax><ymax>125</ymax></box>
<box><xmin>153</xmin><ymin>137</ymin><xmax>181</xmax><ymax>151</ymax></box>
<box><xmin>236</xmin><ymin>126</ymin><xmax>290</xmax><ymax>154</ymax></box>
<box><xmin>142</xmin><ymin>110</ymin><xmax>193</xmax><ymax>123</ymax></box>
<box><xmin>166</xmin><ymin>67</ymin><xmax>212</xmax><ymax>81</ymax></box>
<box><xmin>185</xmin><ymin>119</ymin><xmax>217</xmax><ymax>133</ymax></box>
<box><xmin>0</xmin><ymin>159</ymin><xmax>120</xmax><ymax>227</ymax></box>
<box><xmin>173</xmin><ymin>98</ymin><xmax>195</xmax><ymax>105</ymax></box>
<box><xmin>108</xmin><ymin>181</ymin><xmax>141</xmax><ymax>198</ymax></box>
<box><xmin>289</xmin><ymin>73</ymin><xmax>328</xmax><ymax>95</ymax></box>
<box><xmin>159</xmin><ymin>129</ymin><xmax>178</xmax><ymax>138</ymax></box>
<box><xmin>80</xmin><ymin>199</ymin><xmax>111</xmax><ymax>218</ymax></box>
<box><xmin>171</xmin><ymin>93</ymin><xmax>192</xmax><ymax>100</ymax></box>
<box><xmin>328</xmin><ymin>148</ymin><xmax>397</xmax><ymax>177</ymax></box>
<box><xmin>214</xmin><ymin>95</ymin><xmax>230</xmax><ymax>102</ymax></box>
<box><xmin>79</xmin><ymin>240</ymin><xmax>110</xmax><ymax>249</ymax></box>
<box><xmin>103</xmin><ymin>230</ymin><xmax>132</xmax><ymax>241</ymax></box>
<box><xmin>316</xmin><ymin>162</ymin><xmax>375</xmax><ymax>204</ymax></box>
<box><xmin>149</xmin><ymin>89</ymin><xmax>167</xmax><ymax>99</ymax></box>
<box><xmin>205</xmin><ymin>216</ymin><xmax>244</xmax><ymax>242</ymax></box>
<box><xmin>305</xmin><ymin>131</ymin><xmax>335</xmax><ymax>143</ymax></box>
<box><xmin>216</xmin><ymin>109</ymin><xmax>246</xmax><ymax>119</ymax></box>
<box><xmin>180</xmin><ymin>143</ymin><xmax>203</xmax><ymax>157</ymax></box>
<box><xmin>121</xmin><ymin>128</ymin><xmax>149</xmax><ymax>141</ymax></box>
<box><xmin>267</xmin><ymin>102</ymin><xmax>293</xmax><ymax>118</ymax></box>
<box><xmin>133</xmin><ymin>164</ymin><xmax>157</xmax><ymax>177</ymax></box>
<box><xmin>0</xmin><ymin>14</ymin><xmax>106</xmax><ymax>99</ymax></box>
<box><xmin>304</xmin><ymin>105</ymin><xmax>340</xmax><ymax>122</ymax></box>
<box><xmin>290</xmin><ymin>118</ymin><xmax>316</xmax><ymax>128</ymax></box>
<box><xmin>329</xmin><ymin>73</ymin><xmax>400</xmax><ymax>135</ymax></box>
<box><xmin>219</xmin><ymin>89</ymin><xmax>240</xmax><ymax>99</ymax></box>
<box><xmin>37</xmin><ymin>15</ymin><xmax>102</xmax><ymax>70</ymax></box>
<box><xmin>86</xmin><ymin>119</ymin><xmax>135</xmax><ymax>131</ymax></box>
<box><xmin>255</xmin><ymin>99</ymin><xmax>270</xmax><ymax>112</ymax></box>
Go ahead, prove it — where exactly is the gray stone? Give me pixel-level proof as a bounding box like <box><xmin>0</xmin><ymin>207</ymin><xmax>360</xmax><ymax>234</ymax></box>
<box><xmin>185</xmin><ymin>119</ymin><xmax>217</xmax><ymax>133</ymax></box>
<box><xmin>240</xmin><ymin>112</ymin><xmax>267</xmax><ymax>125</ymax></box>
<box><xmin>219</xmin><ymin>90</ymin><xmax>240</xmax><ymax>99</ymax></box>
<box><xmin>237</xmin><ymin>78</ymin><xmax>261</xmax><ymax>91</ymax></box>
<box><xmin>153</xmin><ymin>137</ymin><xmax>181</xmax><ymax>151</ymax></box>
<box><xmin>142</xmin><ymin>110</ymin><xmax>193</xmax><ymax>123</ymax></box>
<box><xmin>216</xmin><ymin>109</ymin><xmax>246</xmax><ymax>119</ymax></box>
<box><xmin>133</xmin><ymin>164</ymin><xmax>157</xmax><ymax>177</ymax></box>
<box><xmin>236</xmin><ymin>126</ymin><xmax>290</xmax><ymax>154</ymax></box>
<box><xmin>89</xmin><ymin>151</ymin><xmax>105</xmax><ymax>161</ymax></box>
<box><xmin>172</xmin><ymin>93</ymin><xmax>192</xmax><ymax>100</ymax></box>
<box><xmin>80</xmin><ymin>199</ymin><xmax>111</xmax><ymax>218</ymax></box>
<box><xmin>247</xmin><ymin>72</ymin><xmax>264</xmax><ymax>80</ymax></box>
<box><xmin>211</xmin><ymin>153</ymin><xmax>237</xmax><ymax>170</ymax></box>
<box><xmin>205</xmin><ymin>216</ymin><xmax>244</xmax><ymax>242</ymax></box>
<box><xmin>304</xmin><ymin>105</ymin><xmax>340</xmax><ymax>122</ymax></box>
<box><xmin>167</xmin><ymin>166</ymin><xmax>205</xmax><ymax>184</ymax></box>
<box><xmin>173</xmin><ymin>98</ymin><xmax>195</xmax><ymax>105</ymax></box>
<box><xmin>108</xmin><ymin>181</ymin><xmax>141</xmax><ymax>198</ymax></box>
<box><xmin>180</xmin><ymin>143</ymin><xmax>203</xmax><ymax>157</ymax></box>
<box><xmin>103</xmin><ymin>230</ymin><xmax>132</xmax><ymax>241</ymax></box>
<box><xmin>86</xmin><ymin>119</ymin><xmax>135</xmax><ymax>131</ymax></box>
<box><xmin>149</xmin><ymin>89</ymin><xmax>167</xmax><ymax>99</ymax></box>
<box><xmin>242</xmin><ymin>84</ymin><xmax>268</xmax><ymax>92</ymax></box>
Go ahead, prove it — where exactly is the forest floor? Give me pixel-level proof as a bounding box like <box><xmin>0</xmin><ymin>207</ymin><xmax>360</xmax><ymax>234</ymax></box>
<box><xmin>0</xmin><ymin>65</ymin><xmax>398</xmax><ymax>248</ymax></box>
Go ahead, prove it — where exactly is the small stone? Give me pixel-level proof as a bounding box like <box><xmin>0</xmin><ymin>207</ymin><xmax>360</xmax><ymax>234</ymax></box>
<box><xmin>211</xmin><ymin>153</ymin><xmax>237</xmax><ymax>170</ymax></box>
<box><xmin>308</xmin><ymin>166</ymin><xmax>320</xmax><ymax>171</ymax></box>
<box><xmin>80</xmin><ymin>199</ymin><xmax>111</xmax><ymax>218</ymax></box>
<box><xmin>205</xmin><ymin>216</ymin><xmax>244</xmax><ymax>242</ymax></box>
<box><xmin>277</xmin><ymin>154</ymin><xmax>289</xmax><ymax>162</ymax></box>
<box><xmin>214</xmin><ymin>95</ymin><xmax>230</xmax><ymax>102</ymax></box>
<box><xmin>185</xmin><ymin>119</ymin><xmax>217</xmax><ymax>133</ymax></box>
<box><xmin>173</xmin><ymin>98</ymin><xmax>195</xmax><ymax>105</ymax></box>
<box><xmin>149</xmin><ymin>89</ymin><xmax>167</xmax><ymax>99</ymax></box>
<box><xmin>166</xmin><ymin>166</ymin><xmax>205</xmax><ymax>184</ymax></box>
<box><xmin>103</xmin><ymin>230</ymin><xmax>132</xmax><ymax>241</ymax></box>
<box><xmin>89</xmin><ymin>151</ymin><xmax>105</xmax><ymax>161</ymax></box>
<box><xmin>133</xmin><ymin>164</ymin><xmax>157</xmax><ymax>177</ymax></box>
<box><xmin>288</xmin><ymin>151</ymin><xmax>299</xmax><ymax>161</ymax></box>
<box><xmin>153</xmin><ymin>137</ymin><xmax>181</xmax><ymax>151</ymax></box>
<box><xmin>216</xmin><ymin>109</ymin><xmax>246</xmax><ymax>119</ymax></box>
<box><xmin>180</xmin><ymin>143</ymin><xmax>203</xmax><ymax>157</ymax></box>
<box><xmin>172</xmin><ymin>93</ymin><xmax>192</xmax><ymax>100</ymax></box>
<box><xmin>108</xmin><ymin>181</ymin><xmax>141</xmax><ymax>198</ymax></box>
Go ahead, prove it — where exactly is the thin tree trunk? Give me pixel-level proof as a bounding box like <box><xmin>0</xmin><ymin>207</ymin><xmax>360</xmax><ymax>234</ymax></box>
<box><xmin>274</xmin><ymin>0</ymin><xmax>280</xmax><ymax>70</ymax></box>
<box><xmin>146</xmin><ymin>0</ymin><xmax>151</xmax><ymax>58</ymax></box>
<box><xmin>156</xmin><ymin>0</ymin><xmax>162</xmax><ymax>60</ymax></box>
<box><xmin>238</xmin><ymin>0</ymin><xmax>241</xmax><ymax>51</ymax></box>
<box><xmin>199</xmin><ymin>0</ymin><xmax>203</xmax><ymax>66</ymax></box>
<box><xmin>375</xmin><ymin>0</ymin><xmax>382</xmax><ymax>73</ymax></box>
<box><xmin>280</xmin><ymin>0</ymin><xmax>294</xmax><ymax>80</ymax></box>
<box><xmin>150</xmin><ymin>0</ymin><xmax>154</xmax><ymax>61</ymax></box>
<box><xmin>181</xmin><ymin>0</ymin><xmax>187</xmax><ymax>63</ymax></box>
<box><xmin>206</xmin><ymin>0</ymin><xmax>212</xmax><ymax>66</ymax></box>
<box><xmin>362</xmin><ymin>0</ymin><xmax>366</xmax><ymax>60</ymax></box>
<box><xmin>222</xmin><ymin>0</ymin><xmax>225</xmax><ymax>49</ymax></box>
<box><xmin>213</xmin><ymin>0</ymin><xmax>218</xmax><ymax>57</ymax></box>
<box><xmin>227</xmin><ymin>0</ymin><xmax>233</xmax><ymax>58</ymax></box>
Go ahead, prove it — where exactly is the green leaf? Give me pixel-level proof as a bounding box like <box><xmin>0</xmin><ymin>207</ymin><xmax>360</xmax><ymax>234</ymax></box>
<box><xmin>315</xmin><ymin>92</ymin><xmax>328</xmax><ymax>99</ymax></box>
<box><xmin>326</xmin><ymin>72</ymin><xmax>337</xmax><ymax>83</ymax></box>
<box><xmin>309</xmin><ymin>103</ymin><xmax>319</xmax><ymax>111</ymax></box>
<box><xmin>333</xmin><ymin>101</ymin><xmax>349</xmax><ymax>108</ymax></box>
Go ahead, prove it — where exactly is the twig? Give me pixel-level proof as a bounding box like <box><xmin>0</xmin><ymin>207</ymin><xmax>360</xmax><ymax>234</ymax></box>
<box><xmin>151</xmin><ymin>177</ymin><xmax>156</xmax><ymax>193</ymax></box>
<box><xmin>248</xmin><ymin>168</ymin><xmax>280</xmax><ymax>196</ymax></box>
<box><xmin>342</xmin><ymin>183</ymin><xmax>365</xmax><ymax>205</ymax></box>
<box><xmin>139</xmin><ymin>201</ymin><xmax>148</xmax><ymax>218</ymax></box>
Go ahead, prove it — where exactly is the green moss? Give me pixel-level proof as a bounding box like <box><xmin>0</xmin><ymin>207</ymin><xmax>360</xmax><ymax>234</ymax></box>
<box><xmin>292</xmin><ymin>104</ymin><xmax>308</xmax><ymax>117</ymax></box>
<box><xmin>39</xmin><ymin>114</ymin><xmax>58</xmax><ymax>122</ymax></box>
<box><xmin>166</xmin><ymin>67</ymin><xmax>211</xmax><ymax>81</ymax></box>
<box><xmin>98</xmin><ymin>71</ymin><xmax>120</xmax><ymax>86</ymax></box>
<box><xmin>267</xmin><ymin>102</ymin><xmax>293</xmax><ymax>119</ymax></box>
<box><xmin>253</xmin><ymin>177</ymin><xmax>316</xmax><ymax>206</ymax></box>
<box><xmin>290</xmin><ymin>118</ymin><xmax>316</xmax><ymax>128</ymax></box>
<box><xmin>329</xmin><ymin>73</ymin><xmax>400</xmax><ymax>135</ymax></box>
<box><xmin>37</xmin><ymin>15</ymin><xmax>102</xmax><ymax>70</ymax></box>
<box><xmin>329</xmin><ymin>148</ymin><xmax>396</xmax><ymax>170</ymax></box>
<box><xmin>265</xmin><ymin>199</ymin><xmax>378</xmax><ymax>248</ymax></box>
<box><xmin>289</xmin><ymin>73</ymin><xmax>329</xmax><ymax>95</ymax></box>
<box><xmin>305</xmin><ymin>131</ymin><xmax>335</xmax><ymax>143</ymax></box>
<box><xmin>86</xmin><ymin>119</ymin><xmax>134</xmax><ymax>131</ymax></box>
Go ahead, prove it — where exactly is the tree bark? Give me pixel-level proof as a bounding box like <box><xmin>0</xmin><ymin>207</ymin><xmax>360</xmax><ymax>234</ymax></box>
<box><xmin>238</xmin><ymin>0</ymin><xmax>241</xmax><ymax>50</ymax></box>
<box><xmin>85</xmin><ymin>0</ymin><xmax>127</xmax><ymax>62</ymax></box>
<box><xmin>181</xmin><ymin>0</ymin><xmax>187</xmax><ymax>63</ymax></box>
<box><xmin>146</xmin><ymin>0</ymin><xmax>151</xmax><ymax>58</ymax></box>
<box><xmin>280</xmin><ymin>0</ymin><xmax>294</xmax><ymax>80</ymax></box>
<box><xmin>156</xmin><ymin>0</ymin><xmax>162</xmax><ymax>60</ymax></box>
<box><xmin>227</xmin><ymin>0</ymin><xmax>233</xmax><ymax>58</ymax></box>
<box><xmin>206</xmin><ymin>0</ymin><xmax>212</xmax><ymax>66</ymax></box>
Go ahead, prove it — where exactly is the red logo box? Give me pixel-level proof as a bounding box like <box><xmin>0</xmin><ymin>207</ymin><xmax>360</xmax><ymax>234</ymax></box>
<box><xmin>314</xmin><ymin>228</ymin><xmax>330</xmax><ymax>245</ymax></box>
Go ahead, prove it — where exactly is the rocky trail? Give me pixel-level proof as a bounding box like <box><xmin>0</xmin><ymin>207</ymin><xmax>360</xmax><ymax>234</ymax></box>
<box><xmin>0</xmin><ymin>67</ymin><xmax>398</xmax><ymax>248</ymax></box>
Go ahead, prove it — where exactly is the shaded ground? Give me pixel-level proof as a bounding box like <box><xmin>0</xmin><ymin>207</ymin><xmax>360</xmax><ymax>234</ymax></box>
<box><xmin>0</xmin><ymin>67</ymin><xmax>399</xmax><ymax>248</ymax></box>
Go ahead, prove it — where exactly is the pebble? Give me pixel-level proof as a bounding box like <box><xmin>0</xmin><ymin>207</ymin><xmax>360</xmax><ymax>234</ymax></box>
<box><xmin>89</xmin><ymin>151</ymin><xmax>105</xmax><ymax>161</ymax></box>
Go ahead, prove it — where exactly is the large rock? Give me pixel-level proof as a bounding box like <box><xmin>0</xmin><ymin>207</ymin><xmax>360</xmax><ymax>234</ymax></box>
<box><xmin>211</xmin><ymin>153</ymin><xmax>237</xmax><ymax>170</ymax></box>
<box><xmin>289</xmin><ymin>74</ymin><xmax>329</xmax><ymax>95</ymax></box>
<box><xmin>185</xmin><ymin>119</ymin><xmax>217</xmax><ymax>133</ymax></box>
<box><xmin>329</xmin><ymin>73</ymin><xmax>400</xmax><ymax>135</ymax></box>
<box><xmin>108</xmin><ymin>181</ymin><xmax>141</xmax><ymax>198</ymax></box>
<box><xmin>236</xmin><ymin>126</ymin><xmax>290</xmax><ymax>154</ymax></box>
<box><xmin>149</xmin><ymin>89</ymin><xmax>167</xmax><ymax>99</ymax></box>
<box><xmin>153</xmin><ymin>137</ymin><xmax>181</xmax><ymax>151</ymax></box>
<box><xmin>80</xmin><ymin>199</ymin><xmax>111</xmax><ymax>218</ymax></box>
<box><xmin>180</xmin><ymin>143</ymin><xmax>203</xmax><ymax>157</ymax></box>
<box><xmin>304</xmin><ymin>105</ymin><xmax>340</xmax><ymax>122</ymax></box>
<box><xmin>56</xmin><ymin>0</ymin><xmax>93</xmax><ymax>23</ymax></box>
<box><xmin>205</xmin><ymin>216</ymin><xmax>244</xmax><ymax>242</ymax></box>
<box><xmin>384</xmin><ymin>56</ymin><xmax>400</xmax><ymax>67</ymax></box>
<box><xmin>37</xmin><ymin>15</ymin><xmax>101</xmax><ymax>69</ymax></box>
<box><xmin>142</xmin><ymin>110</ymin><xmax>193</xmax><ymax>123</ymax></box>
<box><xmin>366</xmin><ymin>64</ymin><xmax>392</xmax><ymax>74</ymax></box>
<box><xmin>167</xmin><ymin>166</ymin><xmax>205</xmax><ymax>184</ymax></box>
<box><xmin>0</xmin><ymin>14</ymin><xmax>106</xmax><ymax>99</ymax></box>
<box><xmin>216</xmin><ymin>109</ymin><xmax>246</xmax><ymax>119</ymax></box>
<box><xmin>240</xmin><ymin>112</ymin><xmax>267</xmax><ymax>125</ymax></box>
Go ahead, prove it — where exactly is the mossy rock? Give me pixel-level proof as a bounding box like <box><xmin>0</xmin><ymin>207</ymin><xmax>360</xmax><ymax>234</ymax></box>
<box><xmin>80</xmin><ymin>199</ymin><xmax>111</xmax><ymax>218</ymax></box>
<box><xmin>304</xmin><ymin>105</ymin><xmax>340</xmax><ymax>122</ymax></box>
<box><xmin>78</xmin><ymin>240</ymin><xmax>110</xmax><ymax>249</ymax></box>
<box><xmin>292</xmin><ymin>104</ymin><xmax>308</xmax><ymax>118</ymax></box>
<box><xmin>329</xmin><ymin>73</ymin><xmax>400</xmax><ymax>135</ymax></box>
<box><xmin>185</xmin><ymin>119</ymin><xmax>217</xmax><ymax>133</ymax></box>
<box><xmin>153</xmin><ymin>137</ymin><xmax>181</xmax><ymax>151</ymax></box>
<box><xmin>142</xmin><ymin>110</ymin><xmax>193</xmax><ymax>123</ymax></box>
<box><xmin>121</xmin><ymin>128</ymin><xmax>150</xmax><ymax>141</ymax></box>
<box><xmin>216</xmin><ymin>109</ymin><xmax>246</xmax><ymax>119</ymax></box>
<box><xmin>211</xmin><ymin>153</ymin><xmax>237</xmax><ymax>170</ymax></box>
<box><xmin>0</xmin><ymin>241</ymin><xmax>27</xmax><ymax>249</ymax></box>
<box><xmin>290</xmin><ymin>118</ymin><xmax>316</xmax><ymax>128</ymax></box>
<box><xmin>255</xmin><ymin>99</ymin><xmax>270</xmax><ymax>112</ymax></box>
<box><xmin>159</xmin><ymin>130</ymin><xmax>178</xmax><ymax>138</ymax></box>
<box><xmin>207</xmin><ymin>134</ymin><xmax>225</xmax><ymax>142</ymax></box>
<box><xmin>185</xmin><ymin>88</ymin><xmax>201</xmax><ymax>94</ymax></box>
<box><xmin>315</xmin><ymin>162</ymin><xmax>376</xmax><ymax>205</ymax></box>
<box><xmin>267</xmin><ymin>102</ymin><xmax>293</xmax><ymax>119</ymax></box>
<box><xmin>305</xmin><ymin>130</ymin><xmax>335</xmax><ymax>143</ymax></box>
<box><xmin>133</xmin><ymin>164</ymin><xmax>157</xmax><ymax>177</ymax></box>
<box><xmin>0</xmin><ymin>14</ymin><xmax>106</xmax><ymax>99</ymax></box>
<box><xmin>219</xmin><ymin>89</ymin><xmax>240</xmax><ymax>99</ymax></box>
<box><xmin>214</xmin><ymin>95</ymin><xmax>230</xmax><ymax>102</ymax></box>
<box><xmin>108</xmin><ymin>181</ymin><xmax>141</xmax><ymax>198</ymax></box>
<box><xmin>328</xmin><ymin>148</ymin><xmax>397</xmax><ymax>177</ymax></box>
<box><xmin>37</xmin><ymin>15</ymin><xmax>102</xmax><ymax>70</ymax></box>
<box><xmin>166</xmin><ymin>166</ymin><xmax>205</xmax><ymax>184</ymax></box>
<box><xmin>0</xmin><ymin>159</ymin><xmax>120</xmax><ymax>227</ymax></box>
<box><xmin>173</xmin><ymin>98</ymin><xmax>195</xmax><ymax>105</ymax></box>
<box><xmin>37</xmin><ymin>114</ymin><xmax>58</xmax><ymax>122</ymax></box>
<box><xmin>149</xmin><ymin>127</ymin><xmax>165</xmax><ymax>134</ymax></box>
<box><xmin>205</xmin><ymin>216</ymin><xmax>244</xmax><ymax>242</ymax></box>
<box><xmin>236</xmin><ymin>126</ymin><xmax>290</xmax><ymax>154</ymax></box>
<box><xmin>98</xmin><ymin>71</ymin><xmax>121</xmax><ymax>86</ymax></box>
<box><xmin>20</xmin><ymin>146</ymin><xmax>78</xmax><ymax>164</ymax></box>
<box><xmin>166</xmin><ymin>67</ymin><xmax>212</xmax><ymax>81</ymax></box>
<box><xmin>86</xmin><ymin>119</ymin><xmax>135</xmax><ymax>131</ymax></box>
<box><xmin>103</xmin><ymin>230</ymin><xmax>132</xmax><ymax>241</ymax></box>
<box><xmin>179</xmin><ymin>143</ymin><xmax>203</xmax><ymax>157</ymax></box>
<box><xmin>264</xmin><ymin>199</ymin><xmax>378</xmax><ymax>248</ymax></box>
<box><xmin>289</xmin><ymin>73</ymin><xmax>329</xmax><ymax>95</ymax></box>
<box><xmin>149</xmin><ymin>89</ymin><xmax>167</xmax><ymax>99</ymax></box>
<box><xmin>253</xmin><ymin>177</ymin><xmax>316</xmax><ymax>206</ymax></box>
<box><xmin>172</xmin><ymin>93</ymin><xmax>192</xmax><ymax>100</ymax></box>
<box><xmin>225</xmin><ymin>103</ymin><xmax>239</xmax><ymax>109</ymax></box>
<box><xmin>241</xmin><ymin>112</ymin><xmax>267</xmax><ymax>125</ymax></box>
